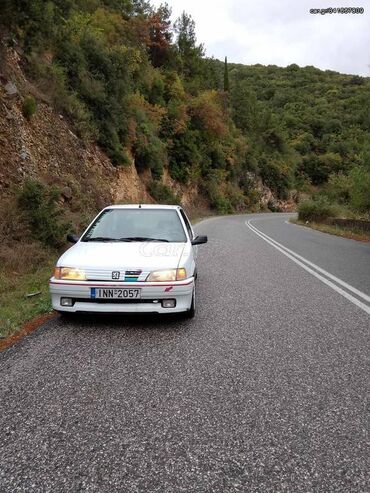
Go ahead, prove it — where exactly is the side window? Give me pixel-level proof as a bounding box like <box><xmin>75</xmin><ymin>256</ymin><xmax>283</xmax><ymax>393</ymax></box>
<box><xmin>179</xmin><ymin>209</ymin><xmax>193</xmax><ymax>240</ymax></box>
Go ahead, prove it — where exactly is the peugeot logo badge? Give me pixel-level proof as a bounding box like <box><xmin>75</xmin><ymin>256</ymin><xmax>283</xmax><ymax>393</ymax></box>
<box><xmin>112</xmin><ymin>271</ymin><xmax>120</xmax><ymax>279</ymax></box>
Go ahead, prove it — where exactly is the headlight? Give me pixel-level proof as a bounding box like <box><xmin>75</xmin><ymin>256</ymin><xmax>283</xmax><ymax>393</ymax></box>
<box><xmin>54</xmin><ymin>267</ymin><xmax>86</xmax><ymax>281</ymax></box>
<box><xmin>146</xmin><ymin>268</ymin><xmax>187</xmax><ymax>282</ymax></box>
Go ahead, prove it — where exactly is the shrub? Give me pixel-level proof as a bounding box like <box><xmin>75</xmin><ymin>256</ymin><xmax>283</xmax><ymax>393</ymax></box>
<box><xmin>298</xmin><ymin>198</ymin><xmax>339</xmax><ymax>222</ymax></box>
<box><xmin>299</xmin><ymin>152</ymin><xmax>344</xmax><ymax>185</ymax></box>
<box><xmin>325</xmin><ymin>173</ymin><xmax>351</xmax><ymax>204</ymax></box>
<box><xmin>22</xmin><ymin>96</ymin><xmax>37</xmax><ymax>120</ymax></box>
<box><xmin>224</xmin><ymin>184</ymin><xmax>247</xmax><ymax>211</ymax></box>
<box><xmin>17</xmin><ymin>179</ymin><xmax>69</xmax><ymax>248</ymax></box>
<box><xmin>211</xmin><ymin>195</ymin><xmax>233</xmax><ymax>214</ymax></box>
<box><xmin>204</xmin><ymin>169</ymin><xmax>234</xmax><ymax>214</ymax></box>
<box><xmin>148</xmin><ymin>182</ymin><xmax>180</xmax><ymax>204</ymax></box>
<box><xmin>267</xmin><ymin>200</ymin><xmax>281</xmax><ymax>212</ymax></box>
<box><xmin>100</xmin><ymin>123</ymin><xmax>129</xmax><ymax>165</ymax></box>
<box><xmin>134</xmin><ymin>137</ymin><xmax>165</xmax><ymax>178</ymax></box>
<box><xmin>31</xmin><ymin>59</ymin><xmax>98</xmax><ymax>142</ymax></box>
<box><xmin>324</xmin><ymin>168</ymin><xmax>370</xmax><ymax>213</ymax></box>
<box><xmin>168</xmin><ymin>129</ymin><xmax>201</xmax><ymax>183</ymax></box>
<box><xmin>348</xmin><ymin>167</ymin><xmax>370</xmax><ymax>213</ymax></box>
<box><xmin>260</xmin><ymin>157</ymin><xmax>292</xmax><ymax>199</ymax></box>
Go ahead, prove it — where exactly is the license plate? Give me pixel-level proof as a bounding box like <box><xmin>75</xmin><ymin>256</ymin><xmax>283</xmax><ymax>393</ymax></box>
<box><xmin>91</xmin><ymin>288</ymin><xmax>141</xmax><ymax>299</ymax></box>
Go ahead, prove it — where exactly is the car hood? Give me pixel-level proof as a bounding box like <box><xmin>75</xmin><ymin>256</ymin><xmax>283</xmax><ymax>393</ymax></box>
<box><xmin>57</xmin><ymin>241</ymin><xmax>188</xmax><ymax>271</ymax></box>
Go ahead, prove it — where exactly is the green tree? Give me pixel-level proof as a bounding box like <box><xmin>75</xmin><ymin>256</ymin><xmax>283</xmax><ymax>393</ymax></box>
<box><xmin>230</xmin><ymin>80</ymin><xmax>258</xmax><ymax>133</ymax></box>
<box><xmin>174</xmin><ymin>11</ymin><xmax>204</xmax><ymax>80</ymax></box>
<box><xmin>223</xmin><ymin>56</ymin><xmax>229</xmax><ymax>92</ymax></box>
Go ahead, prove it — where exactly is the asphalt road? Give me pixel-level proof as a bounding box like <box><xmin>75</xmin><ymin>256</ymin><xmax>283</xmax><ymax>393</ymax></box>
<box><xmin>1</xmin><ymin>213</ymin><xmax>369</xmax><ymax>492</ymax></box>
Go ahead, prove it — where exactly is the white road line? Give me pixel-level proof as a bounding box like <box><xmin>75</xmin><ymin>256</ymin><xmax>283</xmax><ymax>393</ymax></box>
<box><xmin>246</xmin><ymin>219</ymin><xmax>370</xmax><ymax>315</ymax></box>
<box><xmin>248</xmin><ymin>219</ymin><xmax>370</xmax><ymax>304</ymax></box>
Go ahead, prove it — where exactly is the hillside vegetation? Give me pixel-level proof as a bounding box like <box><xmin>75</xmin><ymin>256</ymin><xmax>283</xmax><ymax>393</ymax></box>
<box><xmin>0</xmin><ymin>0</ymin><xmax>369</xmax><ymax>335</ymax></box>
<box><xmin>2</xmin><ymin>0</ymin><xmax>369</xmax><ymax>216</ymax></box>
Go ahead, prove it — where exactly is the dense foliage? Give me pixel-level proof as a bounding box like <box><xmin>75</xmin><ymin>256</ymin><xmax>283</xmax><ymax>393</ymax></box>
<box><xmin>1</xmin><ymin>0</ymin><xmax>369</xmax><ymax>214</ymax></box>
<box><xmin>225</xmin><ymin>62</ymin><xmax>370</xmax><ymax>189</ymax></box>
<box><xmin>17</xmin><ymin>179</ymin><xmax>70</xmax><ymax>247</ymax></box>
<box><xmin>297</xmin><ymin>197</ymin><xmax>339</xmax><ymax>222</ymax></box>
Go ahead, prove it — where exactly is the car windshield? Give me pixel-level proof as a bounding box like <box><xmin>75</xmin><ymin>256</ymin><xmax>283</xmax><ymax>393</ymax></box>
<box><xmin>81</xmin><ymin>209</ymin><xmax>187</xmax><ymax>243</ymax></box>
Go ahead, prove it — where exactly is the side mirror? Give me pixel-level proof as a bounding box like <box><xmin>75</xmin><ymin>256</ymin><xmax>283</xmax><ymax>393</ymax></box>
<box><xmin>191</xmin><ymin>235</ymin><xmax>208</xmax><ymax>245</ymax></box>
<box><xmin>67</xmin><ymin>233</ymin><xmax>79</xmax><ymax>244</ymax></box>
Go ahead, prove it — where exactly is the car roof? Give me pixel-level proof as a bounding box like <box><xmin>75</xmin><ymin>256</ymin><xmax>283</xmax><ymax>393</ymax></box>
<box><xmin>104</xmin><ymin>204</ymin><xmax>181</xmax><ymax>210</ymax></box>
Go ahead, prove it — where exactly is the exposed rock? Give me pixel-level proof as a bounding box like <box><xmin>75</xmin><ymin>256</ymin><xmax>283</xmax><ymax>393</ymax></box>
<box><xmin>113</xmin><ymin>160</ymin><xmax>154</xmax><ymax>204</ymax></box>
<box><xmin>247</xmin><ymin>173</ymin><xmax>296</xmax><ymax>212</ymax></box>
<box><xmin>19</xmin><ymin>149</ymin><xmax>30</xmax><ymax>161</ymax></box>
<box><xmin>61</xmin><ymin>186</ymin><xmax>72</xmax><ymax>200</ymax></box>
<box><xmin>4</xmin><ymin>81</ymin><xmax>18</xmax><ymax>97</ymax></box>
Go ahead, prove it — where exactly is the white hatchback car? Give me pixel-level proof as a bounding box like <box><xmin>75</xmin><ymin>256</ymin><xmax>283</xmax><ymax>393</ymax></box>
<box><xmin>49</xmin><ymin>205</ymin><xmax>207</xmax><ymax>317</ymax></box>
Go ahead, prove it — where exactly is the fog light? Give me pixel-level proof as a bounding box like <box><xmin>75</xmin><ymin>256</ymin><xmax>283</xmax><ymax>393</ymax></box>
<box><xmin>61</xmin><ymin>297</ymin><xmax>73</xmax><ymax>307</ymax></box>
<box><xmin>162</xmin><ymin>299</ymin><xmax>176</xmax><ymax>308</ymax></box>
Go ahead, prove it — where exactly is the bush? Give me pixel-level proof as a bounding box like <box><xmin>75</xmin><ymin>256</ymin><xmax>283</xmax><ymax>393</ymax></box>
<box><xmin>349</xmin><ymin>167</ymin><xmax>370</xmax><ymax>213</ymax></box>
<box><xmin>22</xmin><ymin>96</ymin><xmax>37</xmax><ymax>120</ymax></box>
<box><xmin>30</xmin><ymin>59</ymin><xmax>98</xmax><ymax>141</ymax></box>
<box><xmin>134</xmin><ymin>137</ymin><xmax>165</xmax><ymax>179</ymax></box>
<box><xmin>298</xmin><ymin>198</ymin><xmax>339</xmax><ymax>222</ymax></box>
<box><xmin>267</xmin><ymin>200</ymin><xmax>281</xmax><ymax>212</ymax></box>
<box><xmin>211</xmin><ymin>194</ymin><xmax>233</xmax><ymax>214</ymax></box>
<box><xmin>324</xmin><ymin>168</ymin><xmax>370</xmax><ymax>214</ymax></box>
<box><xmin>100</xmin><ymin>123</ymin><xmax>129</xmax><ymax>165</ymax></box>
<box><xmin>168</xmin><ymin>129</ymin><xmax>201</xmax><ymax>183</ymax></box>
<box><xmin>148</xmin><ymin>181</ymin><xmax>180</xmax><ymax>204</ymax></box>
<box><xmin>259</xmin><ymin>157</ymin><xmax>292</xmax><ymax>199</ymax></box>
<box><xmin>17</xmin><ymin>179</ymin><xmax>69</xmax><ymax>248</ymax></box>
<box><xmin>325</xmin><ymin>173</ymin><xmax>351</xmax><ymax>204</ymax></box>
<box><xmin>204</xmin><ymin>169</ymin><xmax>235</xmax><ymax>214</ymax></box>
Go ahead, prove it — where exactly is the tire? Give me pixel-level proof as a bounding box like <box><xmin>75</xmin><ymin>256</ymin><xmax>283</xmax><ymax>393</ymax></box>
<box><xmin>184</xmin><ymin>286</ymin><xmax>196</xmax><ymax>319</ymax></box>
<box><xmin>57</xmin><ymin>311</ymin><xmax>75</xmax><ymax>320</ymax></box>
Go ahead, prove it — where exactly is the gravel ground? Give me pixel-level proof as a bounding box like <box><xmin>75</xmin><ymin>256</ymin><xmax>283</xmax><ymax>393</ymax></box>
<box><xmin>1</xmin><ymin>213</ymin><xmax>369</xmax><ymax>492</ymax></box>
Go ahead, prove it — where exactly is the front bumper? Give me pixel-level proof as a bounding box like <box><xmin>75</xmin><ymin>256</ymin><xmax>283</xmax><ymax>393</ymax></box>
<box><xmin>49</xmin><ymin>278</ymin><xmax>194</xmax><ymax>313</ymax></box>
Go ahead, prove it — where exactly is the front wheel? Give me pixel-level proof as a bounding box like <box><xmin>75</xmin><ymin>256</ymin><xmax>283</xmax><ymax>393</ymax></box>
<box><xmin>57</xmin><ymin>311</ymin><xmax>76</xmax><ymax>320</ymax></box>
<box><xmin>184</xmin><ymin>286</ymin><xmax>196</xmax><ymax>319</ymax></box>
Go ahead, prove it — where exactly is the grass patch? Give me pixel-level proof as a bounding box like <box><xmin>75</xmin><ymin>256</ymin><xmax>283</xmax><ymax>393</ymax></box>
<box><xmin>0</xmin><ymin>187</ymin><xmax>70</xmax><ymax>341</ymax></box>
<box><xmin>291</xmin><ymin>218</ymin><xmax>370</xmax><ymax>242</ymax></box>
<box><xmin>22</xmin><ymin>95</ymin><xmax>37</xmax><ymax>120</ymax></box>
<box><xmin>0</xmin><ymin>259</ymin><xmax>55</xmax><ymax>339</ymax></box>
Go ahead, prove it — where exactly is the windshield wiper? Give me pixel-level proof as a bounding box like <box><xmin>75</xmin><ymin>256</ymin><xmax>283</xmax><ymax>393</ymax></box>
<box><xmin>83</xmin><ymin>236</ymin><xmax>170</xmax><ymax>243</ymax></box>
<box><xmin>83</xmin><ymin>237</ymin><xmax>131</xmax><ymax>242</ymax></box>
<box><xmin>118</xmin><ymin>237</ymin><xmax>169</xmax><ymax>242</ymax></box>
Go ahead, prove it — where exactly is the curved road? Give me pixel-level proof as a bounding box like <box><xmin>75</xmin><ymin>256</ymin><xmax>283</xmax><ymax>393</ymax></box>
<box><xmin>1</xmin><ymin>213</ymin><xmax>369</xmax><ymax>492</ymax></box>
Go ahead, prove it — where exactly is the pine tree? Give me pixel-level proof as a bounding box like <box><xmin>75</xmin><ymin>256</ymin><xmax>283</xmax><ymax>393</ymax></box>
<box><xmin>223</xmin><ymin>56</ymin><xmax>229</xmax><ymax>92</ymax></box>
<box><xmin>174</xmin><ymin>11</ymin><xmax>204</xmax><ymax>78</ymax></box>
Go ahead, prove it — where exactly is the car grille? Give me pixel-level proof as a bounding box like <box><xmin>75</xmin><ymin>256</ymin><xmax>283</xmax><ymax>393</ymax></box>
<box><xmin>85</xmin><ymin>269</ymin><xmax>149</xmax><ymax>282</ymax></box>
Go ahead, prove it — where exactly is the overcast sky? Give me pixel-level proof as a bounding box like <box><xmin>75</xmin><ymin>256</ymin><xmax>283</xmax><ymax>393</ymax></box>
<box><xmin>151</xmin><ymin>0</ymin><xmax>369</xmax><ymax>76</ymax></box>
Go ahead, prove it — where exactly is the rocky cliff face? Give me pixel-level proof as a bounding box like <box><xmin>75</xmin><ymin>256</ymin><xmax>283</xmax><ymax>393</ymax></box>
<box><xmin>1</xmin><ymin>46</ymin><xmax>157</xmax><ymax>214</ymax></box>
<box><xmin>0</xmin><ymin>44</ymin><xmax>211</xmax><ymax>224</ymax></box>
